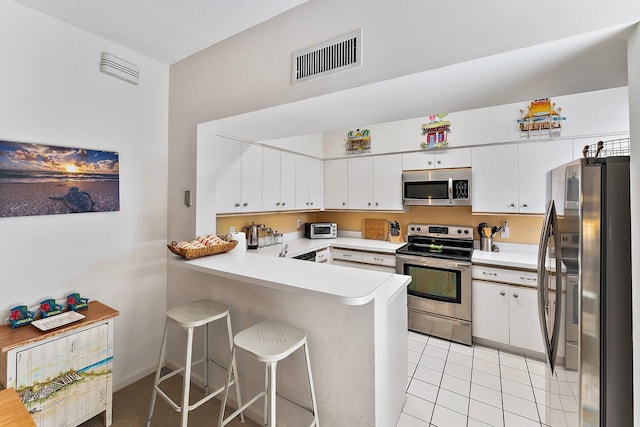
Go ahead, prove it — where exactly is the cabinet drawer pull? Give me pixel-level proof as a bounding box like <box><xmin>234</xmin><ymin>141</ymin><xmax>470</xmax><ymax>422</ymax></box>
<box><xmin>482</xmin><ymin>272</ymin><xmax>498</xmax><ymax>276</ymax></box>
<box><xmin>520</xmin><ymin>276</ymin><xmax>536</xmax><ymax>282</ymax></box>
<box><xmin>512</xmin><ymin>292</ymin><xmax>519</xmax><ymax>298</ymax></box>
<box><xmin>500</xmin><ymin>291</ymin><xmax>506</xmax><ymax>296</ymax></box>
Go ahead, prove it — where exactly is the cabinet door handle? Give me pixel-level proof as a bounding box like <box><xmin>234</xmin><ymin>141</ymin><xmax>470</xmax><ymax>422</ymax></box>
<box><xmin>436</xmin><ymin>160</ymin><xmax>441</xmax><ymax>165</ymax></box>
<box><xmin>306</xmin><ymin>202</ymin><xmax>309</xmax><ymax>206</ymax></box>
<box><xmin>521</xmin><ymin>203</ymin><xmax>529</xmax><ymax>208</ymax></box>
<box><xmin>276</xmin><ymin>202</ymin><xmax>281</xmax><ymax>206</ymax></box>
<box><xmin>428</xmin><ymin>161</ymin><xmax>433</xmax><ymax>165</ymax></box>
<box><xmin>509</xmin><ymin>203</ymin><xmax>516</xmax><ymax>207</ymax></box>
<box><xmin>500</xmin><ymin>291</ymin><xmax>506</xmax><ymax>296</ymax></box>
<box><xmin>243</xmin><ymin>202</ymin><xmax>248</xmax><ymax>207</ymax></box>
<box><xmin>310</xmin><ymin>201</ymin><xmax>314</xmax><ymax>206</ymax></box>
<box><xmin>482</xmin><ymin>272</ymin><xmax>497</xmax><ymax>276</ymax></box>
<box><xmin>234</xmin><ymin>203</ymin><xmax>241</xmax><ymax>207</ymax></box>
<box><xmin>342</xmin><ymin>202</ymin><xmax>346</xmax><ymax>206</ymax></box>
<box><xmin>375</xmin><ymin>202</ymin><xmax>379</xmax><ymax>206</ymax></box>
<box><xmin>282</xmin><ymin>202</ymin><xmax>286</xmax><ymax>206</ymax></box>
<box><xmin>368</xmin><ymin>202</ymin><xmax>372</xmax><ymax>206</ymax></box>
<box><xmin>512</xmin><ymin>292</ymin><xmax>519</xmax><ymax>298</ymax></box>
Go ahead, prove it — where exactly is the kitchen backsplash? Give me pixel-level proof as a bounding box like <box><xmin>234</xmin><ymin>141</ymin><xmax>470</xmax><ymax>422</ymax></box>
<box><xmin>216</xmin><ymin>206</ymin><xmax>543</xmax><ymax>244</ymax></box>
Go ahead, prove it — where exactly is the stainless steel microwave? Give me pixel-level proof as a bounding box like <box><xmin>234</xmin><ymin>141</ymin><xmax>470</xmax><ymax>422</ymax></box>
<box><xmin>304</xmin><ymin>223</ymin><xmax>337</xmax><ymax>239</ymax></box>
<box><xmin>402</xmin><ymin>168</ymin><xmax>472</xmax><ymax>206</ymax></box>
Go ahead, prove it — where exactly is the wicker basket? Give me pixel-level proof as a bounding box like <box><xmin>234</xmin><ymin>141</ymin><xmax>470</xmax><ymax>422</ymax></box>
<box><xmin>167</xmin><ymin>239</ymin><xmax>238</xmax><ymax>260</ymax></box>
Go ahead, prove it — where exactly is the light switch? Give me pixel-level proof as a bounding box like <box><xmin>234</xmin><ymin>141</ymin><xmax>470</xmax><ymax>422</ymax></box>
<box><xmin>184</xmin><ymin>190</ymin><xmax>192</xmax><ymax>207</ymax></box>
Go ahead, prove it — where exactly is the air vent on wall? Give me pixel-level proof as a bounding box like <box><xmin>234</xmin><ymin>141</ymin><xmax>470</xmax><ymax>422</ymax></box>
<box><xmin>292</xmin><ymin>30</ymin><xmax>362</xmax><ymax>84</ymax></box>
<box><xmin>100</xmin><ymin>52</ymin><xmax>139</xmax><ymax>85</ymax></box>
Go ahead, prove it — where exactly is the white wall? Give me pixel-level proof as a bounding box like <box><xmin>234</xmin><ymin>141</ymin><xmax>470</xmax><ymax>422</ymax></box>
<box><xmin>322</xmin><ymin>87</ymin><xmax>630</xmax><ymax>157</ymax></box>
<box><xmin>0</xmin><ymin>2</ymin><xmax>169</xmax><ymax>390</ymax></box>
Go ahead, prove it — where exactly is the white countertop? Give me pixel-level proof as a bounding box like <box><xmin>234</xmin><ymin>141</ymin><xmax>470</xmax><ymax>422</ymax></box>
<box><xmin>254</xmin><ymin>236</ymin><xmax>405</xmax><ymax>258</ymax></box>
<box><xmin>472</xmin><ymin>249</ymin><xmax>538</xmax><ymax>270</ymax></box>
<box><xmin>173</xmin><ymin>236</ymin><xmax>410</xmax><ymax>306</ymax></box>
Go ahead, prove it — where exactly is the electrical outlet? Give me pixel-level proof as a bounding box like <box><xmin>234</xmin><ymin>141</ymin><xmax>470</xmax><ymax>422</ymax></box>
<box><xmin>297</xmin><ymin>219</ymin><xmax>302</xmax><ymax>228</ymax></box>
<box><xmin>229</xmin><ymin>226</ymin><xmax>235</xmax><ymax>233</ymax></box>
<box><xmin>501</xmin><ymin>220</ymin><xmax>510</xmax><ymax>238</ymax></box>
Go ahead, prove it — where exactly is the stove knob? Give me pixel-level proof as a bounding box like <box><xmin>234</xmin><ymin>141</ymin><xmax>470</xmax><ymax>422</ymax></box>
<box><xmin>416</xmin><ymin>227</ymin><xmax>421</xmax><ymax>232</ymax></box>
<box><xmin>410</xmin><ymin>226</ymin><xmax>415</xmax><ymax>231</ymax></box>
<box><xmin>464</xmin><ymin>229</ymin><xmax>469</xmax><ymax>234</ymax></box>
<box><xmin>457</xmin><ymin>229</ymin><xmax>462</xmax><ymax>234</ymax></box>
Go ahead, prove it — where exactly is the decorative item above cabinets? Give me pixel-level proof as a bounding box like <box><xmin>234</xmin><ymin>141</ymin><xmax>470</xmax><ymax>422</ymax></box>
<box><xmin>420</xmin><ymin>113</ymin><xmax>451</xmax><ymax>149</ymax></box>
<box><xmin>517</xmin><ymin>98</ymin><xmax>566</xmax><ymax>138</ymax></box>
<box><xmin>345</xmin><ymin>129</ymin><xmax>371</xmax><ymax>155</ymax></box>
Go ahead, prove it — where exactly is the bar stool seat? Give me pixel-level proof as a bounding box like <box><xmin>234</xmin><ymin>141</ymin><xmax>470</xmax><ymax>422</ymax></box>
<box><xmin>219</xmin><ymin>321</ymin><xmax>319</xmax><ymax>427</ymax></box>
<box><xmin>147</xmin><ymin>299</ymin><xmax>243</xmax><ymax>427</ymax></box>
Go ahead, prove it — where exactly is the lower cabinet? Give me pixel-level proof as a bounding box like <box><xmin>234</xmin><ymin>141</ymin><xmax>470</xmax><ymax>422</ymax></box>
<box><xmin>331</xmin><ymin>247</ymin><xmax>396</xmax><ymax>273</ymax></box>
<box><xmin>472</xmin><ymin>269</ymin><xmax>545</xmax><ymax>355</ymax></box>
<box><xmin>472</xmin><ymin>281</ymin><xmax>544</xmax><ymax>354</ymax></box>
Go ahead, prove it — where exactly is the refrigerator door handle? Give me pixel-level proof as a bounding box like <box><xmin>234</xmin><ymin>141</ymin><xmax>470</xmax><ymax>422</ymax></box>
<box><xmin>537</xmin><ymin>200</ymin><xmax>561</xmax><ymax>372</ymax></box>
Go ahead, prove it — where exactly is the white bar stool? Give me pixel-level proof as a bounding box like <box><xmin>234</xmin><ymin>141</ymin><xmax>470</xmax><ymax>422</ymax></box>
<box><xmin>147</xmin><ymin>299</ymin><xmax>243</xmax><ymax>427</ymax></box>
<box><xmin>218</xmin><ymin>321</ymin><xmax>319</xmax><ymax>427</ymax></box>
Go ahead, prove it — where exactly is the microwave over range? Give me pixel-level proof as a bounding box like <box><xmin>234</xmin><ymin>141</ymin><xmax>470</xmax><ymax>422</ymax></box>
<box><xmin>402</xmin><ymin>168</ymin><xmax>471</xmax><ymax>206</ymax></box>
<box><xmin>305</xmin><ymin>223</ymin><xmax>337</xmax><ymax>239</ymax></box>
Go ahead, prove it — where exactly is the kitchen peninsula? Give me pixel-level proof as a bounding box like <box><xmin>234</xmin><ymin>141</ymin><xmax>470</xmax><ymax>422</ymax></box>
<box><xmin>168</xmin><ymin>245</ymin><xmax>410</xmax><ymax>426</ymax></box>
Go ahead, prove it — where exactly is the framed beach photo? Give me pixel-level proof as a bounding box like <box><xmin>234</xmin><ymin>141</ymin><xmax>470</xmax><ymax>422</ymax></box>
<box><xmin>0</xmin><ymin>140</ymin><xmax>119</xmax><ymax>218</ymax></box>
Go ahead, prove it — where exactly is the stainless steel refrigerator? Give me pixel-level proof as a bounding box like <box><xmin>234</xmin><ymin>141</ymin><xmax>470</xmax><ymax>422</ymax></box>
<box><xmin>537</xmin><ymin>155</ymin><xmax>633</xmax><ymax>426</ymax></box>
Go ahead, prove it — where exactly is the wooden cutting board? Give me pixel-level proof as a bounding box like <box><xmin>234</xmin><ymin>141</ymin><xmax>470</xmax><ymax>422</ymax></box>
<box><xmin>362</xmin><ymin>219</ymin><xmax>389</xmax><ymax>241</ymax></box>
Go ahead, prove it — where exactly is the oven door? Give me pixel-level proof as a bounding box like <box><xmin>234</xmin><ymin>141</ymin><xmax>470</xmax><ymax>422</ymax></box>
<box><xmin>396</xmin><ymin>253</ymin><xmax>471</xmax><ymax>321</ymax></box>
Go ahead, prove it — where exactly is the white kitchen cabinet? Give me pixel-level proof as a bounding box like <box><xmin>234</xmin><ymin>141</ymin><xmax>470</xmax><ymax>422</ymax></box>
<box><xmin>402</xmin><ymin>148</ymin><xmax>471</xmax><ymax>170</ymax></box>
<box><xmin>472</xmin><ymin>281</ymin><xmax>510</xmax><ymax>344</ymax></box>
<box><xmin>518</xmin><ymin>139</ymin><xmax>573</xmax><ymax>213</ymax></box>
<box><xmin>331</xmin><ymin>247</ymin><xmax>396</xmax><ymax>272</ymax></box>
<box><xmin>347</xmin><ymin>154</ymin><xmax>402</xmax><ymax>210</ymax></box>
<box><xmin>472</xmin><ymin>265</ymin><xmax>545</xmax><ymax>354</ymax></box>
<box><xmin>262</xmin><ymin>149</ymin><xmax>295</xmax><ymax>211</ymax></box>
<box><xmin>472</xmin><ymin>140</ymin><xmax>572</xmax><ymax>213</ymax></box>
<box><xmin>472</xmin><ymin>144</ymin><xmax>519</xmax><ymax>213</ymax></box>
<box><xmin>324</xmin><ymin>159</ymin><xmax>348</xmax><ymax>209</ymax></box>
<box><xmin>1</xmin><ymin>302</ymin><xmax>118</xmax><ymax>427</ymax></box>
<box><xmin>295</xmin><ymin>155</ymin><xmax>322</xmax><ymax>210</ymax></box>
<box><xmin>216</xmin><ymin>140</ymin><xmax>263</xmax><ymax>213</ymax></box>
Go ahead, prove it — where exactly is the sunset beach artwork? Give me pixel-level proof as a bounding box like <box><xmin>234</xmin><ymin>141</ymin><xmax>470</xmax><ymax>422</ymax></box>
<box><xmin>0</xmin><ymin>140</ymin><xmax>119</xmax><ymax>217</ymax></box>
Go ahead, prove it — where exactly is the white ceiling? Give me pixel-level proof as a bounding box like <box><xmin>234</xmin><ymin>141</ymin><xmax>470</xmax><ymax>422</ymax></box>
<box><xmin>12</xmin><ymin>0</ymin><xmax>309</xmax><ymax>64</ymax></box>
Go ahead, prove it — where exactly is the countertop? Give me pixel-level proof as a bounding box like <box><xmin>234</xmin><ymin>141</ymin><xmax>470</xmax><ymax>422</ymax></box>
<box><xmin>173</xmin><ymin>237</ymin><xmax>410</xmax><ymax>306</ymax></box>
<box><xmin>471</xmin><ymin>249</ymin><xmax>538</xmax><ymax>270</ymax></box>
<box><xmin>254</xmin><ymin>236</ymin><xmax>405</xmax><ymax>258</ymax></box>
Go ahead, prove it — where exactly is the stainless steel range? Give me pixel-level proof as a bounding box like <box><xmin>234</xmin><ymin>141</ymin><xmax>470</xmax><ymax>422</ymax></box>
<box><xmin>396</xmin><ymin>224</ymin><xmax>474</xmax><ymax>345</ymax></box>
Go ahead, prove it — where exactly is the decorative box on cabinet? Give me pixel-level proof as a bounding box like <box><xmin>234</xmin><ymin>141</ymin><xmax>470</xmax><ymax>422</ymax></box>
<box><xmin>0</xmin><ymin>301</ymin><xmax>119</xmax><ymax>427</ymax></box>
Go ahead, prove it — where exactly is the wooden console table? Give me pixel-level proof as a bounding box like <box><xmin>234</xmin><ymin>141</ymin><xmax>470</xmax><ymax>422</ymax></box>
<box><xmin>0</xmin><ymin>301</ymin><xmax>118</xmax><ymax>427</ymax></box>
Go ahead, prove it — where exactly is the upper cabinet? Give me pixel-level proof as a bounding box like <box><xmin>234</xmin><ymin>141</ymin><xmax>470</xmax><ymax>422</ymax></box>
<box><xmin>216</xmin><ymin>140</ymin><xmax>263</xmax><ymax>214</ymax></box>
<box><xmin>262</xmin><ymin>150</ymin><xmax>296</xmax><ymax>211</ymax></box>
<box><xmin>324</xmin><ymin>159</ymin><xmax>348</xmax><ymax>209</ymax></box>
<box><xmin>346</xmin><ymin>154</ymin><xmax>403</xmax><ymax>210</ymax></box>
<box><xmin>295</xmin><ymin>155</ymin><xmax>322</xmax><ymax>210</ymax></box>
<box><xmin>402</xmin><ymin>148</ymin><xmax>471</xmax><ymax>170</ymax></box>
<box><xmin>472</xmin><ymin>140</ymin><xmax>573</xmax><ymax>213</ymax></box>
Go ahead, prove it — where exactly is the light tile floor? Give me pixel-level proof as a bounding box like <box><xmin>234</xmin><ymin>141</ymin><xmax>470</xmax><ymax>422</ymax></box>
<box><xmin>398</xmin><ymin>331</ymin><xmax>579</xmax><ymax>427</ymax></box>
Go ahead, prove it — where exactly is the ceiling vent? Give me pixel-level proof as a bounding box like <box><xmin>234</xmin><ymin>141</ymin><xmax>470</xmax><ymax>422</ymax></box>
<box><xmin>100</xmin><ymin>52</ymin><xmax>139</xmax><ymax>85</ymax></box>
<box><xmin>292</xmin><ymin>30</ymin><xmax>362</xmax><ymax>84</ymax></box>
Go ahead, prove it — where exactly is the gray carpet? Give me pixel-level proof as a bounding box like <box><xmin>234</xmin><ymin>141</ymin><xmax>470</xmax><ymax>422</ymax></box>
<box><xmin>80</xmin><ymin>371</ymin><xmax>260</xmax><ymax>427</ymax></box>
